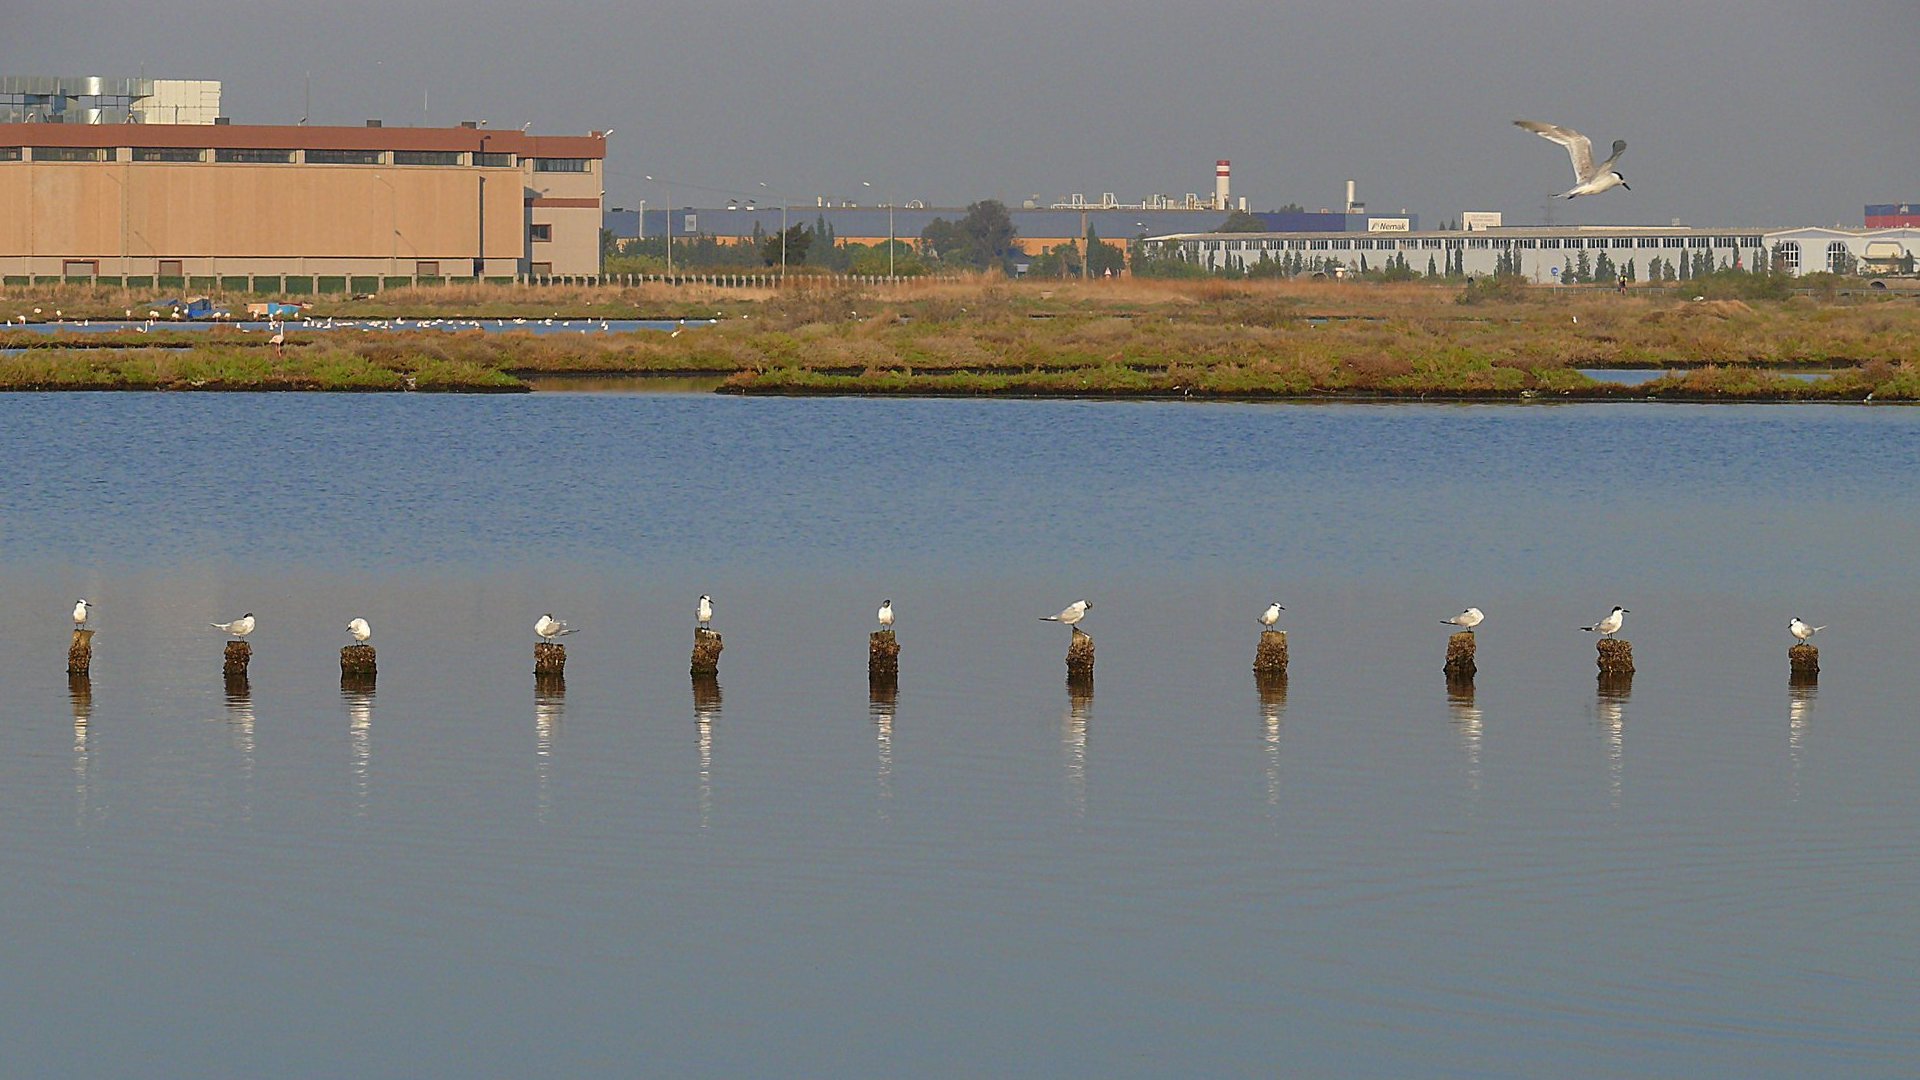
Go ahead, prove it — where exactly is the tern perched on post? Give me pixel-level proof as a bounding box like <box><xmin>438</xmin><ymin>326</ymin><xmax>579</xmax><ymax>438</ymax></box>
<box><xmin>1582</xmin><ymin>606</ymin><xmax>1629</xmax><ymax>636</ymax></box>
<box><xmin>1041</xmin><ymin>600</ymin><xmax>1091</xmax><ymax>628</ymax></box>
<box><xmin>1515</xmin><ymin>120</ymin><xmax>1629</xmax><ymax>198</ymax></box>
<box><xmin>73</xmin><ymin>599</ymin><xmax>92</xmax><ymax>628</ymax></box>
<box><xmin>346</xmin><ymin>617</ymin><xmax>372</xmax><ymax>644</ymax></box>
<box><xmin>534</xmin><ymin>614</ymin><xmax>576</xmax><ymax>643</ymax></box>
<box><xmin>1789</xmin><ymin>617</ymin><xmax>1827</xmax><ymax>643</ymax></box>
<box><xmin>211</xmin><ymin>613</ymin><xmax>257</xmax><ymax>638</ymax></box>
<box><xmin>696</xmin><ymin>595</ymin><xmax>714</xmax><ymax>629</ymax></box>
<box><xmin>877</xmin><ymin>599</ymin><xmax>894</xmax><ymax>628</ymax></box>
<box><xmin>1259</xmin><ymin>602</ymin><xmax>1284</xmax><ymax>629</ymax></box>
<box><xmin>1441</xmin><ymin>607</ymin><xmax>1485</xmax><ymax>633</ymax></box>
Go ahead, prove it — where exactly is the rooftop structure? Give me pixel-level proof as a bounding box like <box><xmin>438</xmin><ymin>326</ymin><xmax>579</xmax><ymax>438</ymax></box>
<box><xmin>0</xmin><ymin>76</ymin><xmax>221</xmax><ymax>125</ymax></box>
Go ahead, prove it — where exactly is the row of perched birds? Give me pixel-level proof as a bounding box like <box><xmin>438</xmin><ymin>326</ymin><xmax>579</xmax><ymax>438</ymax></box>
<box><xmin>63</xmin><ymin>597</ymin><xmax>1830</xmax><ymax>645</ymax></box>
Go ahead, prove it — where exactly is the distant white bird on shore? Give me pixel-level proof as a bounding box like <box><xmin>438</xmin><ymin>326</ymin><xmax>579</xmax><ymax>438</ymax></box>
<box><xmin>1442</xmin><ymin>607</ymin><xmax>1485</xmax><ymax>632</ymax></box>
<box><xmin>1515</xmin><ymin>119</ymin><xmax>1630</xmax><ymax>198</ymax></box>
<box><xmin>346</xmin><ymin>617</ymin><xmax>371</xmax><ymax>644</ymax></box>
<box><xmin>697</xmin><ymin>595</ymin><xmax>713</xmax><ymax>628</ymax></box>
<box><xmin>72</xmin><ymin>599</ymin><xmax>92</xmax><ymax>628</ymax></box>
<box><xmin>1259</xmin><ymin>602</ymin><xmax>1284</xmax><ymax>629</ymax></box>
<box><xmin>877</xmin><ymin>599</ymin><xmax>894</xmax><ymax>628</ymax></box>
<box><xmin>1789</xmin><ymin>617</ymin><xmax>1827</xmax><ymax>643</ymax></box>
<box><xmin>211</xmin><ymin>613</ymin><xmax>256</xmax><ymax>638</ymax></box>
<box><xmin>534</xmin><ymin>614</ymin><xmax>576</xmax><ymax>643</ymax></box>
<box><xmin>1041</xmin><ymin>600</ymin><xmax>1091</xmax><ymax>628</ymax></box>
<box><xmin>1582</xmin><ymin>606</ymin><xmax>1629</xmax><ymax>636</ymax></box>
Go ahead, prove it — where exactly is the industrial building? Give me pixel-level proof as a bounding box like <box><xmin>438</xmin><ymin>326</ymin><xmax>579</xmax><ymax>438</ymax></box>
<box><xmin>0</xmin><ymin>121</ymin><xmax>606</xmax><ymax>282</ymax></box>
<box><xmin>1139</xmin><ymin>225</ymin><xmax>1920</xmax><ymax>280</ymax></box>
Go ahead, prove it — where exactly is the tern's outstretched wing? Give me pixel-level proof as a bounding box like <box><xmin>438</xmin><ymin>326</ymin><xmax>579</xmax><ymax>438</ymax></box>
<box><xmin>1515</xmin><ymin>120</ymin><xmax>1595</xmax><ymax>182</ymax></box>
<box><xmin>1598</xmin><ymin>138</ymin><xmax>1627</xmax><ymax>171</ymax></box>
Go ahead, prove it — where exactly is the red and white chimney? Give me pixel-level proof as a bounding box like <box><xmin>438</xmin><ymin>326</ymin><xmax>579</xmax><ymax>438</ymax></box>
<box><xmin>1215</xmin><ymin>160</ymin><xmax>1231</xmax><ymax>210</ymax></box>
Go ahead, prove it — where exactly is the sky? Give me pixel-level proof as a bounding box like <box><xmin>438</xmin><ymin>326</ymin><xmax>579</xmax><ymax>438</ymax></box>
<box><xmin>8</xmin><ymin>0</ymin><xmax>1917</xmax><ymax>228</ymax></box>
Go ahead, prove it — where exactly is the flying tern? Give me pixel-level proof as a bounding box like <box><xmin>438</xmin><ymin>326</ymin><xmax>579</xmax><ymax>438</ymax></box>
<box><xmin>1515</xmin><ymin>120</ymin><xmax>1629</xmax><ymax>198</ymax></box>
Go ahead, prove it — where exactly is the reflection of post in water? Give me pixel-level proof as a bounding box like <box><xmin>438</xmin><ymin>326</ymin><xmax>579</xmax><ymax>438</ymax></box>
<box><xmin>1446</xmin><ymin>675</ymin><xmax>1483</xmax><ymax>794</ymax></box>
<box><xmin>1257</xmin><ymin>674</ymin><xmax>1287</xmax><ymax>809</ymax></box>
<box><xmin>534</xmin><ymin>676</ymin><xmax>565</xmax><ymax>819</ymax></box>
<box><xmin>223</xmin><ymin>677</ymin><xmax>257</xmax><ymax>811</ymax></box>
<box><xmin>70</xmin><ymin>674</ymin><xmax>94</xmax><ymax>826</ymax></box>
<box><xmin>869</xmin><ymin>683</ymin><xmax>898</xmax><ymax>815</ymax></box>
<box><xmin>1596</xmin><ymin>672</ymin><xmax>1633</xmax><ymax>805</ymax></box>
<box><xmin>1063</xmin><ymin>679</ymin><xmax>1092</xmax><ymax>818</ymax></box>
<box><xmin>1788</xmin><ymin>673</ymin><xmax>1817</xmax><ymax>800</ymax></box>
<box><xmin>342</xmin><ymin>678</ymin><xmax>376</xmax><ymax>815</ymax></box>
<box><xmin>693</xmin><ymin>676</ymin><xmax>723</xmax><ymax>827</ymax></box>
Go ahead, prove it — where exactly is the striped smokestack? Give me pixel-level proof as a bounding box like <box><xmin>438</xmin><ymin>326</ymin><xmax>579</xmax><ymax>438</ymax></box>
<box><xmin>1215</xmin><ymin>160</ymin><xmax>1231</xmax><ymax>210</ymax></box>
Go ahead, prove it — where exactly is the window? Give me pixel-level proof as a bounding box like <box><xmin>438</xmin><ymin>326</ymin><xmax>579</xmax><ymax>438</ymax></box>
<box><xmin>1828</xmin><ymin>241</ymin><xmax>1851</xmax><ymax>273</ymax></box>
<box><xmin>0</xmin><ymin>147</ymin><xmax>20</xmax><ymax>161</ymax></box>
<box><xmin>214</xmin><ymin>148</ymin><xmax>295</xmax><ymax>163</ymax></box>
<box><xmin>531</xmin><ymin>158</ymin><xmax>590</xmax><ymax>173</ymax></box>
<box><xmin>134</xmin><ymin>147</ymin><xmax>205</xmax><ymax>162</ymax></box>
<box><xmin>530</xmin><ymin>262</ymin><xmax>553</xmax><ymax>276</ymax></box>
<box><xmin>529</xmin><ymin>224</ymin><xmax>553</xmax><ymax>242</ymax></box>
<box><xmin>62</xmin><ymin>260</ymin><xmax>98</xmax><ymax>277</ymax></box>
<box><xmin>34</xmin><ymin>146</ymin><xmax>107</xmax><ymax>162</ymax></box>
<box><xmin>1777</xmin><ymin>241</ymin><xmax>1801</xmax><ymax>271</ymax></box>
<box><xmin>473</xmin><ymin>152</ymin><xmax>515</xmax><ymax>168</ymax></box>
<box><xmin>415</xmin><ymin>261</ymin><xmax>440</xmax><ymax>277</ymax></box>
<box><xmin>395</xmin><ymin>150</ymin><xmax>462</xmax><ymax>166</ymax></box>
<box><xmin>306</xmin><ymin>149</ymin><xmax>383</xmax><ymax>165</ymax></box>
<box><xmin>157</xmin><ymin>260</ymin><xmax>184</xmax><ymax>278</ymax></box>
<box><xmin>1638</xmin><ymin>237</ymin><xmax>1659</xmax><ymax>248</ymax></box>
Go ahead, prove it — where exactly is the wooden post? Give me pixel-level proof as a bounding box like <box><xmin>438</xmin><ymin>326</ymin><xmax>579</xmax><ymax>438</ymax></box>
<box><xmin>1596</xmin><ymin>638</ymin><xmax>1634</xmax><ymax>676</ymax></box>
<box><xmin>1065</xmin><ymin>627</ymin><xmax>1095</xmax><ymax>682</ymax></box>
<box><xmin>1444</xmin><ymin>631</ymin><xmax>1476</xmax><ymax>680</ymax></box>
<box><xmin>68</xmin><ymin>628</ymin><xmax>95</xmax><ymax>676</ymax></box>
<box><xmin>1789</xmin><ymin>643</ymin><xmax>1819</xmax><ymax>678</ymax></box>
<box><xmin>223</xmin><ymin>640</ymin><xmax>251</xmax><ymax>678</ymax></box>
<box><xmin>340</xmin><ymin>643</ymin><xmax>377</xmax><ymax>678</ymax></box>
<box><xmin>534</xmin><ymin>642</ymin><xmax>566</xmax><ymax>676</ymax></box>
<box><xmin>1253</xmin><ymin>630</ymin><xmax>1289</xmax><ymax>678</ymax></box>
<box><xmin>869</xmin><ymin>629</ymin><xmax>899</xmax><ymax>685</ymax></box>
<box><xmin>692</xmin><ymin>627</ymin><xmax>724</xmax><ymax>678</ymax></box>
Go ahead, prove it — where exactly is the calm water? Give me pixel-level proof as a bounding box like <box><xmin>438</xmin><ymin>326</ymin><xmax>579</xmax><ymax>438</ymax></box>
<box><xmin>4</xmin><ymin>395</ymin><xmax>1919</xmax><ymax>1077</ymax></box>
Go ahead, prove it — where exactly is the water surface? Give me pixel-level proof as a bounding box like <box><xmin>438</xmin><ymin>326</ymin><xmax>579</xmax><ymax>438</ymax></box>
<box><xmin>3</xmin><ymin>396</ymin><xmax>1917</xmax><ymax>1077</ymax></box>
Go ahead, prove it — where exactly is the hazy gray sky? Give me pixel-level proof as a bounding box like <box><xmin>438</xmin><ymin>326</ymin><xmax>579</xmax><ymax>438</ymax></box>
<box><xmin>10</xmin><ymin>0</ymin><xmax>1916</xmax><ymax>226</ymax></box>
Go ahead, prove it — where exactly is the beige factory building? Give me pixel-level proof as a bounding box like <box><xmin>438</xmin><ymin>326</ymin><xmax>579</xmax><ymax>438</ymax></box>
<box><xmin>0</xmin><ymin>122</ymin><xmax>606</xmax><ymax>284</ymax></box>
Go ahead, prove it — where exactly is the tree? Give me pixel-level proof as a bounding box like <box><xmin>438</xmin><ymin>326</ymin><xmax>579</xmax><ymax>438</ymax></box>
<box><xmin>918</xmin><ymin>218</ymin><xmax>970</xmax><ymax>266</ymax></box>
<box><xmin>1275</xmin><ymin>202</ymin><xmax>1305</xmax><ymax>213</ymax></box>
<box><xmin>761</xmin><ymin>223</ymin><xmax>811</xmax><ymax>266</ymax></box>
<box><xmin>1427</xmin><ymin>254</ymin><xmax>1440</xmax><ymax>278</ymax></box>
<box><xmin>1085</xmin><ymin>226</ymin><xmax>1125</xmax><ymax>276</ymax></box>
<box><xmin>1593</xmin><ymin>251</ymin><xmax>1616</xmax><ymax>284</ymax></box>
<box><xmin>958</xmin><ymin>200</ymin><xmax>1018</xmax><ymax>272</ymax></box>
<box><xmin>1217</xmin><ymin>209</ymin><xmax>1267</xmax><ymax>232</ymax></box>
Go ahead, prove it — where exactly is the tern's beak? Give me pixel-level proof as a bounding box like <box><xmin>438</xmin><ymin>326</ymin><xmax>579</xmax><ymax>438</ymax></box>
<box><xmin>1620</xmin><ymin>182</ymin><xmax>1631</xmax><ymax>191</ymax></box>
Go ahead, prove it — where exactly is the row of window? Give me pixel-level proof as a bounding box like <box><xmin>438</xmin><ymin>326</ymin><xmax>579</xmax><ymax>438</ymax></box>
<box><xmin>0</xmin><ymin>146</ymin><xmax>590</xmax><ymax>170</ymax></box>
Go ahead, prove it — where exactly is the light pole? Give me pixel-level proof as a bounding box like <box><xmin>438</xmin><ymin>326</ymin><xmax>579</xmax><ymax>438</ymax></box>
<box><xmin>646</xmin><ymin>175</ymin><xmax>672</xmax><ymax>277</ymax></box>
<box><xmin>862</xmin><ymin>180</ymin><xmax>895</xmax><ymax>278</ymax></box>
<box><xmin>759</xmin><ymin>182</ymin><xmax>787</xmax><ymax>280</ymax></box>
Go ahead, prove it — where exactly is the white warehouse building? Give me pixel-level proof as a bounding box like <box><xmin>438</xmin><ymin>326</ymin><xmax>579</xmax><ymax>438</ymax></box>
<box><xmin>1142</xmin><ymin>225</ymin><xmax>1920</xmax><ymax>280</ymax></box>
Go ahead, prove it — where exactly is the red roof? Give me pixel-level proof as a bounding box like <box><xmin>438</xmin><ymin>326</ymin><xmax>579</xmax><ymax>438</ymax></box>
<box><xmin>0</xmin><ymin>123</ymin><xmax>605</xmax><ymax>158</ymax></box>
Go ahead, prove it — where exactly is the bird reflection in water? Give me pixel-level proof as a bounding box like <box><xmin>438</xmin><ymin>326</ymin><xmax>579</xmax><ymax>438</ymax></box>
<box><xmin>1064</xmin><ymin>678</ymin><xmax>1093</xmax><ymax>818</ymax></box>
<box><xmin>1446</xmin><ymin>675</ymin><xmax>1483</xmax><ymax>796</ymax></box>
<box><xmin>342</xmin><ymin>676</ymin><xmax>376</xmax><ymax>817</ymax></box>
<box><xmin>869</xmin><ymin>683</ymin><xmax>898</xmax><ymax>819</ymax></box>
<box><xmin>70</xmin><ymin>674</ymin><xmax>94</xmax><ymax>828</ymax></box>
<box><xmin>221</xmin><ymin>674</ymin><xmax>257</xmax><ymax>819</ymax></box>
<box><xmin>1256</xmin><ymin>674</ymin><xmax>1287</xmax><ymax>810</ymax></box>
<box><xmin>693</xmin><ymin>676</ymin><xmax>723</xmax><ymax>828</ymax></box>
<box><xmin>1789</xmin><ymin>673</ymin><xmax>1817</xmax><ymax>801</ymax></box>
<box><xmin>534</xmin><ymin>674</ymin><xmax>566</xmax><ymax>821</ymax></box>
<box><xmin>1596</xmin><ymin>672</ymin><xmax>1634</xmax><ymax>807</ymax></box>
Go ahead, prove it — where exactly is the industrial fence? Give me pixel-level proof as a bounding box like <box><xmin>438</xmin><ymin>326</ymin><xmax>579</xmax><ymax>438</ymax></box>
<box><xmin>2</xmin><ymin>272</ymin><xmax>963</xmax><ymax>293</ymax></box>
